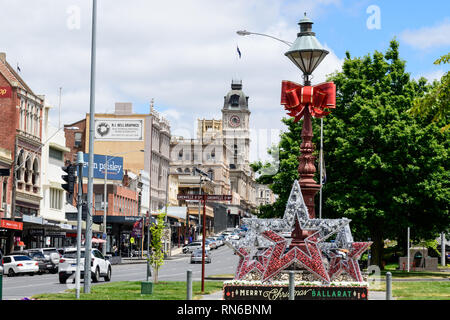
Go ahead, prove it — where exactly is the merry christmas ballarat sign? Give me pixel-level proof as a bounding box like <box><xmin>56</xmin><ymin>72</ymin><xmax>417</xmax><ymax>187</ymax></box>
<box><xmin>223</xmin><ymin>284</ymin><xmax>368</xmax><ymax>300</ymax></box>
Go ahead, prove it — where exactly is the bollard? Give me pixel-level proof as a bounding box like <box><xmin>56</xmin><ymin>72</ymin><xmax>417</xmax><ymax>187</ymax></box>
<box><xmin>187</xmin><ymin>270</ymin><xmax>193</xmax><ymax>300</ymax></box>
<box><xmin>386</xmin><ymin>272</ymin><xmax>392</xmax><ymax>300</ymax></box>
<box><xmin>0</xmin><ymin>265</ymin><xmax>3</xmax><ymax>300</ymax></box>
<box><xmin>289</xmin><ymin>271</ymin><xmax>295</xmax><ymax>300</ymax></box>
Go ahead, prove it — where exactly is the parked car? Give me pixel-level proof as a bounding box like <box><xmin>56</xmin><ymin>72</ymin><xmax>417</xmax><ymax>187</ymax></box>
<box><xmin>182</xmin><ymin>241</ymin><xmax>211</xmax><ymax>254</ymax></box>
<box><xmin>2</xmin><ymin>255</ymin><xmax>39</xmax><ymax>277</ymax></box>
<box><xmin>28</xmin><ymin>248</ymin><xmax>61</xmax><ymax>262</ymax></box>
<box><xmin>10</xmin><ymin>250</ymin><xmax>51</xmax><ymax>274</ymax></box>
<box><xmin>190</xmin><ymin>248</ymin><xmax>211</xmax><ymax>264</ymax></box>
<box><xmin>26</xmin><ymin>248</ymin><xmax>60</xmax><ymax>274</ymax></box>
<box><xmin>229</xmin><ymin>234</ymin><xmax>240</xmax><ymax>240</ymax></box>
<box><xmin>58</xmin><ymin>248</ymin><xmax>112</xmax><ymax>284</ymax></box>
<box><xmin>205</xmin><ymin>239</ymin><xmax>217</xmax><ymax>250</ymax></box>
<box><xmin>208</xmin><ymin>236</ymin><xmax>223</xmax><ymax>247</ymax></box>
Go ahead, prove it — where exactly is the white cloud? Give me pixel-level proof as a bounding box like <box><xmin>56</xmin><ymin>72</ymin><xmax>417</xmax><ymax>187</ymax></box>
<box><xmin>400</xmin><ymin>19</ymin><xmax>450</xmax><ymax>50</ymax></box>
<box><xmin>414</xmin><ymin>69</ymin><xmax>445</xmax><ymax>83</ymax></box>
<box><xmin>0</xmin><ymin>0</ymin><xmax>343</xmax><ymax>162</ymax></box>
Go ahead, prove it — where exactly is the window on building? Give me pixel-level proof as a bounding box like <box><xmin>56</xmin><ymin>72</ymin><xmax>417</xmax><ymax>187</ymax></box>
<box><xmin>74</xmin><ymin>133</ymin><xmax>82</xmax><ymax>148</ymax></box>
<box><xmin>208</xmin><ymin>169</ymin><xmax>214</xmax><ymax>181</ymax></box>
<box><xmin>50</xmin><ymin>188</ymin><xmax>62</xmax><ymax>210</ymax></box>
<box><xmin>95</xmin><ymin>193</ymin><xmax>104</xmax><ymax>210</ymax></box>
<box><xmin>49</xmin><ymin>147</ymin><xmax>63</xmax><ymax>161</ymax></box>
<box><xmin>1</xmin><ymin>179</ymin><xmax>7</xmax><ymax>205</ymax></box>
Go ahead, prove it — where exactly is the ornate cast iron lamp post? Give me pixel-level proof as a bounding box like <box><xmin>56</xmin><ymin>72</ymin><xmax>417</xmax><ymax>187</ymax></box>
<box><xmin>282</xmin><ymin>14</ymin><xmax>335</xmax><ymax>219</ymax></box>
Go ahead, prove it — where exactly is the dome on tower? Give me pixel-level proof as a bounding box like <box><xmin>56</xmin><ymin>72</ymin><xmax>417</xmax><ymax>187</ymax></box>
<box><xmin>223</xmin><ymin>79</ymin><xmax>249</xmax><ymax>110</ymax></box>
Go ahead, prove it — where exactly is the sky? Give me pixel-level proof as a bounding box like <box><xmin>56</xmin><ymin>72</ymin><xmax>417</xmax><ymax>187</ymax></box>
<box><xmin>0</xmin><ymin>0</ymin><xmax>449</xmax><ymax>162</ymax></box>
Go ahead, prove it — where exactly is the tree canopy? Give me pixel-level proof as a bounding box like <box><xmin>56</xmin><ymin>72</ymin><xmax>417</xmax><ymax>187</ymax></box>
<box><xmin>408</xmin><ymin>53</ymin><xmax>450</xmax><ymax>131</ymax></box>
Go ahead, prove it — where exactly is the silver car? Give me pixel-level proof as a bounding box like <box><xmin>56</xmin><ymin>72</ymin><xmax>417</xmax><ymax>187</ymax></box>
<box><xmin>190</xmin><ymin>249</ymin><xmax>211</xmax><ymax>264</ymax></box>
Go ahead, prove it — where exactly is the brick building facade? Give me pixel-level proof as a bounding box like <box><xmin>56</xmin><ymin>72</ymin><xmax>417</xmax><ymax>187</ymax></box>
<box><xmin>0</xmin><ymin>52</ymin><xmax>44</xmax><ymax>253</ymax></box>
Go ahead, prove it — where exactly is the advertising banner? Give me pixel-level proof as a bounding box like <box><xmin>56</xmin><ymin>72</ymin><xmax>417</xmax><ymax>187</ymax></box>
<box><xmin>94</xmin><ymin>118</ymin><xmax>143</xmax><ymax>141</ymax></box>
<box><xmin>0</xmin><ymin>86</ymin><xmax>12</xmax><ymax>99</ymax></box>
<box><xmin>0</xmin><ymin>219</ymin><xmax>23</xmax><ymax>230</ymax></box>
<box><xmin>131</xmin><ymin>218</ymin><xmax>143</xmax><ymax>238</ymax></box>
<box><xmin>82</xmin><ymin>153</ymin><xmax>124</xmax><ymax>181</ymax></box>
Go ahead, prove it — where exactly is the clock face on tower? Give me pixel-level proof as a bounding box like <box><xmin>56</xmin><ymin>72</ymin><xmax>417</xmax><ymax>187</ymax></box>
<box><xmin>229</xmin><ymin>115</ymin><xmax>241</xmax><ymax>128</ymax></box>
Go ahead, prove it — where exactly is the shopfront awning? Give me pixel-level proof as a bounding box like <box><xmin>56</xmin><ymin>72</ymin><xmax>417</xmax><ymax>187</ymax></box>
<box><xmin>165</xmin><ymin>206</ymin><xmax>187</xmax><ymax>221</ymax></box>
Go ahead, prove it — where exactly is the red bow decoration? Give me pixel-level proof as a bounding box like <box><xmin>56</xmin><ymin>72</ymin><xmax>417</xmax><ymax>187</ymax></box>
<box><xmin>281</xmin><ymin>80</ymin><xmax>336</xmax><ymax>122</ymax></box>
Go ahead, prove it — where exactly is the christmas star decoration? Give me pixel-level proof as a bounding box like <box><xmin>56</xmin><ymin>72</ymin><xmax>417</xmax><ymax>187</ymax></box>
<box><xmin>234</xmin><ymin>246</ymin><xmax>273</xmax><ymax>280</ymax></box>
<box><xmin>228</xmin><ymin>180</ymin><xmax>370</xmax><ymax>284</ymax></box>
<box><xmin>261</xmin><ymin>228</ymin><xmax>331</xmax><ymax>283</ymax></box>
<box><xmin>328</xmin><ymin>241</ymin><xmax>372</xmax><ymax>282</ymax></box>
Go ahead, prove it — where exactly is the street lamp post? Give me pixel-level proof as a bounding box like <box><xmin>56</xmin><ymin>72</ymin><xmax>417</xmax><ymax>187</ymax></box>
<box><xmin>237</xmin><ymin>18</ymin><xmax>328</xmax><ymax>218</ymax></box>
<box><xmin>85</xmin><ymin>0</ymin><xmax>97</xmax><ymax>294</ymax></box>
<box><xmin>283</xmin><ymin>13</ymin><xmax>330</xmax><ymax>218</ymax></box>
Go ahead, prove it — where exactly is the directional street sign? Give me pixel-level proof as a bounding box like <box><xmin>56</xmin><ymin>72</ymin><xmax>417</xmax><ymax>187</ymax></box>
<box><xmin>177</xmin><ymin>194</ymin><xmax>232</xmax><ymax>201</ymax></box>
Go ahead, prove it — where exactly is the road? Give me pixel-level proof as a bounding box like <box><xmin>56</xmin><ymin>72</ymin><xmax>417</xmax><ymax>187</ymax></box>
<box><xmin>1</xmin><ymin>245</ymin><xmax>238</xmax><ymax>300</ymax></box>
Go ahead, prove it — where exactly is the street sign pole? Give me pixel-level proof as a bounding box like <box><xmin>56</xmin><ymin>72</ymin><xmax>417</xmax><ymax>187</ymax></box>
<box><xmin>201</xmin><ymin>193</ymin><xmax>207</xmax><ymax>293</ymax></box>
<box><xmin>177</xmin><ymin>193</ymin><xmax>232</xmax><ymax>294</ymax></box>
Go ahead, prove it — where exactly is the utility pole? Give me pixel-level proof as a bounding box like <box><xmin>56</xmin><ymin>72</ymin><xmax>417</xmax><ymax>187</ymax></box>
<box><xmin>75</xmin><ymin>152</ymin><xmax>84</xmax><ymax>299</ymax></box>
<box><xmin>103</xmin><ymin>155</ymin><xmax>108</xmax><ymax>256</ymax></box>
<box><xmin>441</xmin><ymin>232</ymin><xmax>446</xmax><ymax>267</ymax></box>
<box><xmin>84</xmin><ymin>0</ymin><xmax>97</xmax><ymax>294</ymax></box>
<box><xmin>407</xmin><ymin>227</ymin><xmax>410</xmax><ymax>273</ymax></box>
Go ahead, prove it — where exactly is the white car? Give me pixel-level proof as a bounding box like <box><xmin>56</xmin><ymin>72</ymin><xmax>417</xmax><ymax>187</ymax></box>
<box><xmin>58</xmin><ymin>248</ymin><xmax>111</xmax><ymax>284</ymax></box>
<box><xmin>209</xmin><ymin>236</ymin><xmax>223</xmax><ymax>247</ymax></box>
<box><xmin>2</xmin><ymin>255</ymin><xmax>39</xmax><ymax>277</ymax></box>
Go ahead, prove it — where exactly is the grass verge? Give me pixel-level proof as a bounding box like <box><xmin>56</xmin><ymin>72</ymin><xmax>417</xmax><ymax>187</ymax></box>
<box><xmin>370</xmin><ymin>281</ymin><xmax>450</xmax><ymax>300</ymax></box>
<box><xmin>31</xmin><ymin>281</ymin><xmax>224</xmax><ymax>300</ymax></box>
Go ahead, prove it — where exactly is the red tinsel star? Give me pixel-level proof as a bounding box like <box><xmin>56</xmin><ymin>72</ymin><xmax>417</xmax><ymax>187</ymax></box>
<box><xmin>235</xmin><ymin>246</ymin><xmax>273</xmax><ymax>280</ymax></box>
<box><xmin>328</xmin><ymin>242</ymin><xmax>372</xmax><ymax>282</ymax></box>
<box><xmin>261</xmin><ymin>230</ymin><xmax>330</xmax><ymax>283</ymax></box>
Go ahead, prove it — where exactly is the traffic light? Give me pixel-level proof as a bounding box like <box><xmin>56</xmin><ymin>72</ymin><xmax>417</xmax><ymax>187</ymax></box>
<box><xmin>62</xmin><ymin>164</ymin><xmax>77</xmax><ymax>195</ymax></box>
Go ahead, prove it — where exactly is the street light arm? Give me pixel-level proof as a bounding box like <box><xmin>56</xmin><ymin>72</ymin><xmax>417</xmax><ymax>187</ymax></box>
<box><xmin>236</xmin><ymin>30</ymin><xmax>293</xmax><ymax>46</ymax></box>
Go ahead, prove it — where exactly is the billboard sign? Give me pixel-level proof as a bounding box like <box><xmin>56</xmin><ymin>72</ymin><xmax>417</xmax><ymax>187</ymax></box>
<box><xmin>82</xmin><ymin>153</ymin><xmax>124</xmax><ymax>181</ymax></box>
<box><xmin>94</xmin><ymin>118</ymin><xmax>143</xmax><ymax>141</ymax></box>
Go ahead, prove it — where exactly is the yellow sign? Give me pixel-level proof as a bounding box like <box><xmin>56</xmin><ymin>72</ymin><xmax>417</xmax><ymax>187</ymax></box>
<box><xmin>130</xmin><ymin>237</ymin><xmax>135</xmax><ymax>244</ymax></box>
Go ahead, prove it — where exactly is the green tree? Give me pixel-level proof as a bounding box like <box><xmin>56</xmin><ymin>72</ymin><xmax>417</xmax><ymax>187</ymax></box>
<box><xmin>253</xmin><ymin>40</ymin><xmax>449</xmax><ymax>269</ymax></box>
<box><xmin>409</xmin><ymin>53</ymin><xmax>450</xmax><ymax>131</ymax></box>
<box><xmin>149</xmin><ymin>212</ymin><xmax>166</xmax><ymax>283</ymax></box>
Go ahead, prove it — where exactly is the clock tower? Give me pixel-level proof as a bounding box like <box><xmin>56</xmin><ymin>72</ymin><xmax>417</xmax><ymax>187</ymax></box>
<box><xmin>222</xmin><ymin>80</ymin><xmax>251</xmax><ymax>170</ymax></box>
